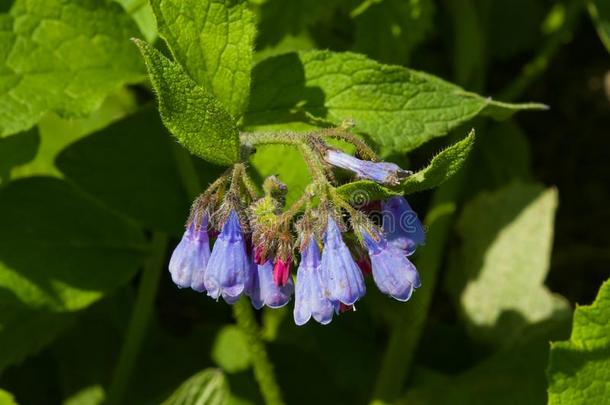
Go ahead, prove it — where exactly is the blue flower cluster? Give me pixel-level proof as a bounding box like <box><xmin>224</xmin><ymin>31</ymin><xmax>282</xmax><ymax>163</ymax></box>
<box><xmin>169</xmin><ymin>194</ymin><xmax>425</xmax><ymax>326</ymax></box>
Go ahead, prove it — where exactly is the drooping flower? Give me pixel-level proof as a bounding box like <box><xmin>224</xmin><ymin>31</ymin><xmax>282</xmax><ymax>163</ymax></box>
<box><xmin>204</xmin><ymin>210</ymin><xmax>250</xmax><ymax>304</ymax></box>
<box><xmin>362</xmin><ymin>230</ymin><xmax>421</xmax><ymax>301</ymax></box>
<box><xmin>294</xmin><ymin>236</ymin><xmax>335</xmax><ymax>325</ymax></box>
<box><xmin>248</xmin><ymin>255</ymin><xmax>294</xmax><ymax>309</ymax></box>
<box><xmin>325</xmin><ymin>149</ymin><xmax>410</xmax><ymax>186</ymax></box>
<box><xmin>382</xmin><ymin>196</ymin><xmax>425</xmax><ymax>255</ymax></box>
<box><xmin>320</xmin><ymin>216</ymin><xmax>366</xmax><ymax>305</ymax></box>
<box><xmin>169</xmin><ymin>215</ymin><xmax>210</xmax><ymax>290</ymax></box>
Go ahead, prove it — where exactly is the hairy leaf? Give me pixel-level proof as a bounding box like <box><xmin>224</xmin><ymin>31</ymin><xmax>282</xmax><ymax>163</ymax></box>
<box><xmin>134</xmin><ymin>39</ymin><xmax>240</xmax><ymax>165</ymax></box>
<box><xmin>0</xmin><ymin>177</ymin><xmax>146</xmax><ymax>369</ymax></box>
<box><xmin>151</xmin><ymin>0</ymin><xmax>256</xmax><ymax>117</ymax></box>
<box><xmin>449</xmin><ymin>182</ymin><xmax>569</xmax><ymax>345</ymax></box>
<box><xmin>162</xmin><ymin>369</ymin><xmax>229</xmax><ymax>405</ymax></box>
<box><xmin>0</xmin><ymin>0</ymin><xmax>144</xmax><ymax>137</ymax></box>
<box><xmin>548</xmin><ymin>279</ymin><xmax>610</xmax><ymax>404</ymax></box>
<box><xmin>401</xmin><ymin>129</ymin><xmax>475</xmax><ymax>194</ymax></box>
<box><xmin>246</xmin><ymin>51</ymin><xmax>545</xmax><ymax>152</ymax></box>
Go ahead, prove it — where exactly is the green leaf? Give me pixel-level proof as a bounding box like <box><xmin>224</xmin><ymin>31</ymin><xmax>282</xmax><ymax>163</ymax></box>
<box><xmin>0</xmin><ymin>177</ymin><xmax>146</xmax><ymax>369</ymax></box>
<box><xmin>212</xmin><ymin>326</ymin><xmax>251</xmax><ymax>373</ymax></box>
<box><xmin>448</xmin><ymin>182</ymin><xmax>569</xmax><ymax>345</ymax></box>
<box><xmin>134</xmin><ymin>39</ymin><xmax>240</xmax><ymax>166</ymax></box>
<box><xmin>56</xmin><ymin>105</ymin><xmax>219</xmax><ymax>235</ymax></box>
<box><xmin>352</xmin><ymin>0</ymin><xmax>434</xmax><ymax>65</ymax></box>
<box><xmin>401</xmin><ymin>129</ymin><xmax>475</xmax><ymax>194</ymax></box>
<box><xmin>0</xmin><ymin>0</ymin><xmax>144</xmax><ymax>137</ymax></box>
<box><xmin>589</xmin><ymin>0</ymin><xmax>610</xmax><ymax>53</ymax></box>
<box><xmin>150</xmin><ymin>0</ymin><xmax>256</xmax><ymax>117</ymax></box>
<box><xmin>402</xmin><ymin>317</ymin><xmax>571</xmax><ymax>405</ymax></box>
<box><xmin>0</xmin><ymin>389</ymin><xmax>17</xmax><ymax>405</ymax></box>
<box><xmin>548</xmin><ymin>279</ymin><xmax>610</xmax><ymax>404</ymax></box>
<box><xmin>115</xmin><ymin>0</ymin><xmax>157</xmax><ymax>42</ymax></box>
<box><xmin>246</xmin><ymin>51</ymin><xmax>545</xmax><ymax>153</ymax></box>
<box><xmin>162</xmin><ymin>369</ymin><xmax>229</xmax><ymax>405</ymax></box>
<box><xmin>0</xmin><ymin>127</ymin><xmax>39</xmax><ymax>183</ymax></box>
<box><xmin>11</xmin><ymin>87</ymin><xmax>138</xmax><ymax>180</ymax></box>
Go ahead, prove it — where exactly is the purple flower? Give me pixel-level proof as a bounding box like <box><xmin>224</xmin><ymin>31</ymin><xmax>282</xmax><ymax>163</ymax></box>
<box><xmin>362</xmin><ymin>231</ymin><xmax>421</xmax><ymax>301</ymax></box>
<box><xmin>248</xmin><ymin>255</ymin><xmax>294</xmax><ymax>309</ymax></box>
<box><xmin>325</xmin><ymin>149</ymin><xmax>410</xmax><ymax>186</ymax></box>
<box><xmin>382</xmin><ymin>196</ymin><xmax>425</xmax><ymax>255</ymax></box>
<box><xmin>320</xmin><ymin>217</ymin><xmax>366</xmax><ymax>305</ymax></box>
<box><xmin>169</xmin><ymin>216</ymin><xmax>210</xmax><ymax>290</ymax></box>
<box><xmin>204</xmin><ymin>210</ymin><xmax>250</xmax><ymax>304</ymax></box>
<box><xmin>294</xmin><ymin>236</ymin><xmax>335</xmax><ymax>325</ymax></box>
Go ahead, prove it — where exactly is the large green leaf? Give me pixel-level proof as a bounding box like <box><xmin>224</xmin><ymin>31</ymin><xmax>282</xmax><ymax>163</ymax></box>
<box><xmin>547</xmin><ymin>279</ymin><xmax>610</xmax><ymax>404</ymax></box>
<box><xmin>589</xmin><ymin>0</ymin><xmax>610</xmax><ymax>53</ymax></box>
<box><xmin>161</xmin><ymin>369</ymin><xmax>229</xmax><ymax>405</ymax></box>
<box><xmin>0</xmin><ymin>0</ymin><xmax>144</xmax><ymax>137</ymax></box>
<box><xmin>56</xmin><ymin>105</ymin><xmax>212</xmax><ymax>235</ymax></box>
<box><xmin>246</xmin><ymin>51</ymin><xmax>545</xmax><ymax>153</ymax></box>
<box><xmin>0</xmin><ymin>177</ymin><xmax>147</xmax><ymax>369</ymax></box>
<box><xmin>134</xmin><ymin>39</ymin><xmax>240</xmax><ymax>165</ymax></box>
<box><xmin>151</xmin><ymin>0</ymin><xmax>256</xmax><ymax>117</ymax></box>
<box><xmin>448</xmin><ymin>182</ymin><xmax>569</xmax><ymax>345</ymax></box>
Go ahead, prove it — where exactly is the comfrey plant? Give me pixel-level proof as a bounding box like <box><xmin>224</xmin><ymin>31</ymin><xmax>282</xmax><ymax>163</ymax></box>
<box><xmin>169</xmin><ymin>127</ymin><xmax>425</xmax><ymax>325</ymax></box>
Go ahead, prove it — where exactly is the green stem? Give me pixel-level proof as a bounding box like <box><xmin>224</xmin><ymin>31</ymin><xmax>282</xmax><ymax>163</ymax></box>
<box><xmin>372</xmin><ymin>170</ymin><xmax>464</xmax><ymax>402</ymax></box>
<box><xmin>106</xmin><ymin>232</ymin><xmax>169</xmax><ymax>405</ymax></box>
<box><xmin>233</xmin><ymin>299</ymin><xmax>285</xmax><ymax>405</ymax></box>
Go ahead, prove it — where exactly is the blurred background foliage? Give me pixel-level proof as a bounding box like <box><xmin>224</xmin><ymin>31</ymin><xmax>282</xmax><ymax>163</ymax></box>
<box><xmin>0</xmin><ymin>0</ymin><xmax>609</xmax><ymax>404</ymax></box>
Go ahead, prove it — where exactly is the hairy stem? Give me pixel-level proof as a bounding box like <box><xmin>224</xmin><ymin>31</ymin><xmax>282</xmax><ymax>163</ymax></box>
<box><xmin>233</xmin><ymin>299</ymin><xmax>285</xmax><ymax>405</ymax></box>
<box><xmin>106</xmin><ymin>232</ymin><xmax>168</xmax><ymax>405</ymax></box>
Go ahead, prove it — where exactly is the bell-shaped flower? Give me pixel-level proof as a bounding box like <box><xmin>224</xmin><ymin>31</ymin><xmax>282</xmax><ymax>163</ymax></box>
<box><xmin>294</xmin><ymin>236</ymin><xmax>335</xmax><ymax>325</ymax></box>
<box><xmin>169</xmin><ymin>216</ymin><xmax>210</xmax><ymax>290</ymax></box>
<box><xmin>320</xmin><ymin>217</ymin><xmax>366</xmax><ymax>305</ymax></box>
<box><xmin>249</xmin><ymin>256</ymin><xmax>294</xmax><ymax>310</ymax></box>
<box><xmin>325</xmin><ymin>149</ymin><xmax>410</xmax><ymax>185</ymax></box>
<box><xmin>204</xmin><ymin>210</ymin><xmax>250</xmax><ymax>304</ymax></box>
<box><xmin>362</xmin><ymin>230</ymin><xmax>421</xmax><ymax>301</ymax></box>
<box><xmin>382</xmin><ymin>196</ymin><xmax>425</xmax><ymax>255</ymax></box>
